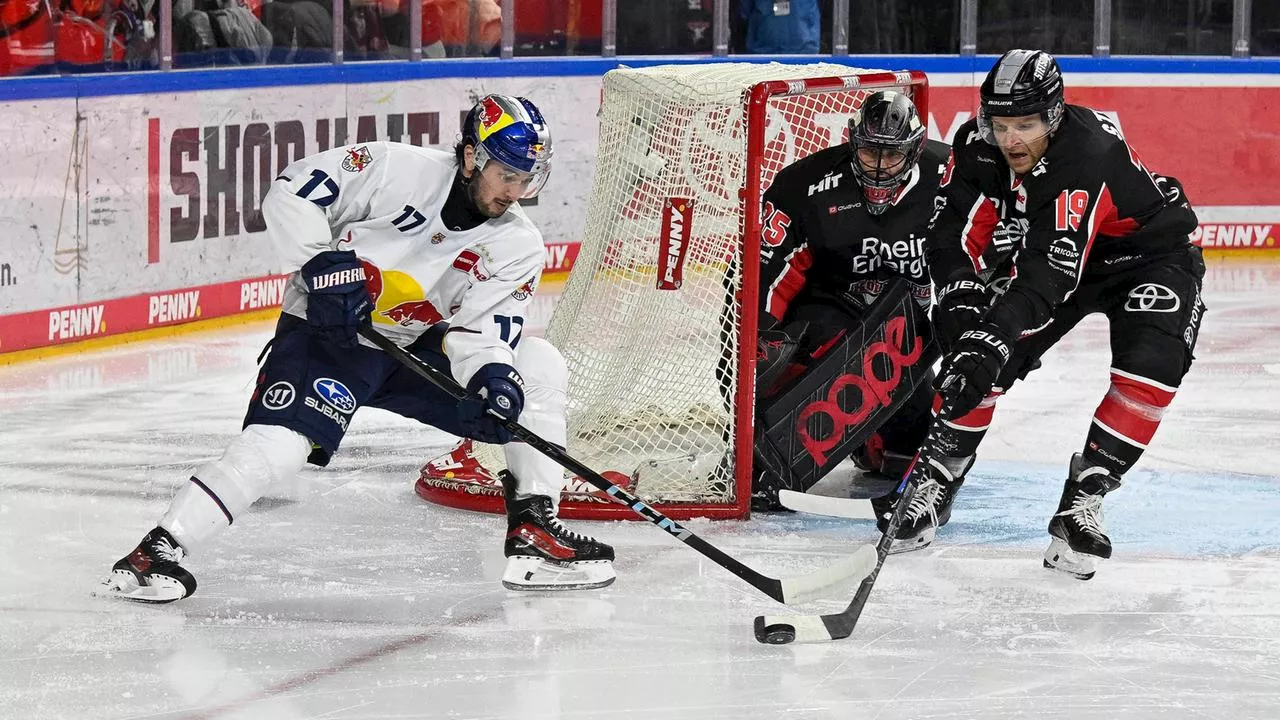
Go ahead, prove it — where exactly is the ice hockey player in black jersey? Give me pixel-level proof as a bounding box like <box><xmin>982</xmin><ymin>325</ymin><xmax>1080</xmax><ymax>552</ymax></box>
<box><xmin>905</xmin><ymin>49</ymin><xmax>1205</xmax><ymax>578</ymax></box>
<box><xmin>750</xmin><ymin>90</ymin><xmax>949</xmax><ymax>512</ymax></box>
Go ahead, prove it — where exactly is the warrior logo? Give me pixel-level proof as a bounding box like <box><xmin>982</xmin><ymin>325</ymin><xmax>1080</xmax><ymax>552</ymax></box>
<box><xmin>262</xmin><ymin>381</ymin><xmax>296</xmax><ymax>410</ymax></box>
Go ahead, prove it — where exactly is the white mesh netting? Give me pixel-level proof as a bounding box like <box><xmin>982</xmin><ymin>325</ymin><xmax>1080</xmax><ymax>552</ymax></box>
<box><xmin>477</xmin><ymin>62</ymin><xmax>923</xmax><ymax>514</ymax></box>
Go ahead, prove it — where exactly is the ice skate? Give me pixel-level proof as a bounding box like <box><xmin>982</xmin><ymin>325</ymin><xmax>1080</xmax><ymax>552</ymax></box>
<box><xmin>501</xmin><ymin>472</ymin><xmax>615</xmax><ymax>591</ymax></box>
<box><xmin>1044</xmin><ymin>454</ymin><xmax>1122</xmax><ymax>580</ymax></box>
<box><xmin>877</xmin><ymin>454</ymin><xmax>973</xmax><ymax>554</ymax></box>
<box><xmin>99</xmin><ymin>527</ymin><xmax>197</xmax><ymax>603</ymax></box>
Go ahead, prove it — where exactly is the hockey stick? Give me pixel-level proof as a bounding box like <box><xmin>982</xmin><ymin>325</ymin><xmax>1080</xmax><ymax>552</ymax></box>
<box><xmin>777</xmin><ymin>489</ymin><xmax>877</xmax><ymax>520</ymax></box>
<box><xmin>359</xmin><ymin>326</ymin><xmax>878</xmax><ymax>605</ymax></box>
<box><xmin>754</xmin><ymin>389</ymin><xmax>960</xmax><ymax>643</ymax></box>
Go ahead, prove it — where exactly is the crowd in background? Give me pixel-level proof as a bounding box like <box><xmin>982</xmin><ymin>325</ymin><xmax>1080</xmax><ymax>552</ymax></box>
<box><xmin>1</xmin><ymin>0</ymin><xmax>1277</xmax><ymax>76</ymax></box>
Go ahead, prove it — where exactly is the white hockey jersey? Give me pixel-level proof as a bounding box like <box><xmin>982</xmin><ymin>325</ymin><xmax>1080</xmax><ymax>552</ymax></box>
<box><xmin>261</xmin><ymin>142</ymin><xmax>545</xmax><ymax>388</ymax></box>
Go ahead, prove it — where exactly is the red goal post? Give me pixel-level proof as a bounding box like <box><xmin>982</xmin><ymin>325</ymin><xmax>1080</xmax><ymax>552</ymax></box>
<box><xmin>417</xmin><ymin>65</ymin><xmax>930</xmax><ymax>521</ymax></box>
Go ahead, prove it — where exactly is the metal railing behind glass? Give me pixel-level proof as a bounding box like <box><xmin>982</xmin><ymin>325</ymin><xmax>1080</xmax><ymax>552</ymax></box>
<box><xmin>0</xmin><ymin>0</ymin><xmax>1271</xmax><ymax>79</ymax></box>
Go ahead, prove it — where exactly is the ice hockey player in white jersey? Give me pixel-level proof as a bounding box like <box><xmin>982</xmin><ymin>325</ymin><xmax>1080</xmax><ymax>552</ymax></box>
<box><xmin>101</xmin><ymin>95</ymin><xmax>615</xmax><ymax>603</ymax></box>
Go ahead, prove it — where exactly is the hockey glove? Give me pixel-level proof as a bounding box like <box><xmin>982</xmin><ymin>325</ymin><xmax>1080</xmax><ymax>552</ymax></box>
<box><xmin>756</xmin><ymin>314</ymin><xmax>808</xmax><ymax>393</ymax></box>
<box><xmin>457</xmin><ymin>363</ymin><xmax>525</xmax><ymax>444</ymax></box>
<box><xmin>933</xmin><ymin>277</ymin><xmax>990</xmax><ymax>353</ymax></box>
<box><xmin>300</xmin><ymin>250</ymin><xmax>373</xmax><ymax>348</ymax></box>
<box><xmin>935</xmin><ymin>324</ymin><xmax>1012</xmax><ymax>418</ymax></box>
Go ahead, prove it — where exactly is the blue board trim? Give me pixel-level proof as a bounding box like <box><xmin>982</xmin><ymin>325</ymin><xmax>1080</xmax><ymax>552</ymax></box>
<box><xmin>2</xmin><ymin>54</ymin><xmax>1277</xmax><ymax>103</ymax></box>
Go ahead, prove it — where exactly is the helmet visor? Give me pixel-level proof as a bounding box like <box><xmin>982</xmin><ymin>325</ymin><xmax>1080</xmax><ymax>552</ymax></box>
<box><xmin>978</xmin><ymin>107</ymin><xmax>1055</xmax><ymax>147</ymax></box>
<box><xmin>475</xmin><ymin>142</ymin><xmax>551</xmax><ymax>199</ymax></box>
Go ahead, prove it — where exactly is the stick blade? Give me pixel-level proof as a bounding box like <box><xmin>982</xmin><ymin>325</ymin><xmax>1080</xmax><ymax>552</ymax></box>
<box><xmin>753</xmin><ymin>613</ymin><xmax>838</xmax><ymax>644</ymax></box>
<box><xmin>778</xmin><ymin>489</ymin><xmax>878</xmax><ymax>520</ymax></box>
<box><xmin>777</xmin><ymin>543</ymin><xmax>877</xmax><ymax>605</ymax></box>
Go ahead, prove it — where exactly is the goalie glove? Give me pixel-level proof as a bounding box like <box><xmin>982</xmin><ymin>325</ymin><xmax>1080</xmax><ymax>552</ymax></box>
<box><xmin>756</xmin><ymin>314</ymin><xmax>808</xmax><ymax>393</ymax></box>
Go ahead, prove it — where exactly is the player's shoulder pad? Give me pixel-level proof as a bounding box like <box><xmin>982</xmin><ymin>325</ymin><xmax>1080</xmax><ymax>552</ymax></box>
<box><xmin>947</xmin><ymin>116</ymin><xmax>986</xmax><ymax>150</ymax></box>
<box><xmin>1048</xmin><ymin>105</ymin><xmax>1125</xmax><ymax>162</ymax></box>
<box><xmin>770</xmin><ymin>144</ymin><xmax>851</xmax><ymax>195</ymax></box>
<box><xmin>379</xmin><ymin>143</ymin><xmax>456</xmax><ymax>172</ymax></box>
<box><xmin>489</xmin><ymin>203</ymin><xmax>546</xmax><ymax>265</ymax></box>
<box><xmin>918</xmin><ymin>139</ymin><xmax>952</xmax><ymax>176</ymax></box>
<box><xmin>947</xmin><ymin>118</ymin><xmax>1003</xmax><ymax>170</ymax></box>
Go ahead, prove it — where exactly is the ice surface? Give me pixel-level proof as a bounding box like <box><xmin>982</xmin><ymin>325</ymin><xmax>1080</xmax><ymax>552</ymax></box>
<box><xmin>1</xmin><ymin>259</ymin><xmax>1277</xmax><ymax>720</ymax></box>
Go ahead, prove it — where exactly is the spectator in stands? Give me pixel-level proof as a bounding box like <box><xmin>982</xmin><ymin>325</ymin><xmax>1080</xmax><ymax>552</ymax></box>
<box><xmin>434</xmin><ymin>0</ymin><xmax>499</xmax><ymax>56</ymax></box>
<box><xmin>738</xmin><ymin>0</ymin><xmax>819</xmax><ymax>54</ymax></box>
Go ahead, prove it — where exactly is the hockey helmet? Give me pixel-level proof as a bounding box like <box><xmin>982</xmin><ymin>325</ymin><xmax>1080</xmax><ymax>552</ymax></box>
<box><xmin>978</xmin><ymin>49</ymin><xmax>1065</xmax><ymax>144</ymax></box>
<box><xmin>848</xmin><ymin>90</ymin><xmax>926</xmax><ymax>215</ymax></box>
<box><xmin>461</xmin><ymin>94</ymin><xmax>553</xmax><ymax>199</ymax></box>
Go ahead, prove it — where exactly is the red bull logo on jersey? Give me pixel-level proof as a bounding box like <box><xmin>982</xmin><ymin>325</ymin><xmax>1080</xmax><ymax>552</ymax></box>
<box><xmin>341</xmin><ymin>145</ymin><xmax>373</xmax><ymax>173</ymax></box>
<box><xmin>360</xmin><ymin>260</ymin><xmax>444</xmax><ymax>327</ymax></box>
<box><xmin>511</xmin><ymin>276</ymin><xmax>538</xmax><ymax>301</ymax></box>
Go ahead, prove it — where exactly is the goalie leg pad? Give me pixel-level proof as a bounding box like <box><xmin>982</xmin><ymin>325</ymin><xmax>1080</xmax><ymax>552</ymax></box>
<box><xmin>754</xmin><ymin>279</ymin><xmax>937</xmax><ymax>497</ymax></box>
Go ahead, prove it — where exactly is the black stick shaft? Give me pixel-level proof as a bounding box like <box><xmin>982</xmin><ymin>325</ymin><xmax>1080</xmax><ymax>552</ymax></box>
<box><xmin>821</xmin><ymin>392</ymin><xmax>960</xmax><ymax>639</ymax></box>
<box><xmin>357</xmin><ymin>326</ymin><xmax>795</xmax><ymax>603</ymax></box>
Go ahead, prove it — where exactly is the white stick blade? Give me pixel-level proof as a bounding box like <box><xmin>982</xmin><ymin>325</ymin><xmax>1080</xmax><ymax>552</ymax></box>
<box><xmin>778</xmin><ymin>544</ymin><xmax>877</xmax><ymax>605</ymax></box>
<box><xmin>754</xmin><ymin>614</ymin><xmax>835</xmax><ymax>644</ymax></box>
<box><xmin>778</xmin><ymin>489</ymin><xmax>878</xmax><ymax>520</ymax></box>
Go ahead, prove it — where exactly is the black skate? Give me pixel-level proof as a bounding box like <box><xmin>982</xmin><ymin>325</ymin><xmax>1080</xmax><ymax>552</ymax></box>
<box><xmin>1044</xmin><ymin>454</ymin><xmax>1122</xmax><ymax>580</ymax></box>
<box><xmin>501</xmin><ymin>472</ymin><xmax>615</xmax><ymax>591</ymax></box>
<box><xmin>99</xmin><ymin>527</ymin><xmax>197</xmax><ymax>603</ymax></box>
<box><xmin>876</xmin><ymin>454</ymin><xmax>973</xmax><ymax>554</ymax></box>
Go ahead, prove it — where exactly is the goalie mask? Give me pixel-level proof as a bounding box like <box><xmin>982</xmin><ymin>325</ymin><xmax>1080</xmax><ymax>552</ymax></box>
<box><xmin>978</xmin><ymin>49</ymin><xmax>1064</xmax><ymax>146</ymax></box>
<box><xmin>461</xmin><ymin>94</ymin><xmax>553</xmax><ymax>199</ymax></box>
<box><xmin>848</xmin><ymin>91</ymin><xmax>926</xmax><ymax>215</ymax></box>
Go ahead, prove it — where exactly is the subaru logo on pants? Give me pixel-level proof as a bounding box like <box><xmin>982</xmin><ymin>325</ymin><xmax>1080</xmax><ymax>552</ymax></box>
<box><xmin>313</xmin><ymin>378</ymin><xmax>357</xmax><ymax>413</ymax></box>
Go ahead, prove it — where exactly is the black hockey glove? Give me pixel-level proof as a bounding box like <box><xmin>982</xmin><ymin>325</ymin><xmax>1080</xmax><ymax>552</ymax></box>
<box><xmin>933</xmin><ymin>277</ymin><xmax>990</xmax><ymax>353</ymax></box>
<box><xmin>935</xmin><ymin>323</ymin><xmax>1012</xmax><ymax>418</ymax></box>
<box><xmin>300</xmin><ymin>250</ymin><xmax>373</xmax><ymax>348</ymax></box>
<box><xmin>756</xmin><ymin>313</ymin><xmax>808</xmax><ymax>393</ymax></box>
<box><xmin>457</xmin><ymin>363</ymin><xmax>525</xmax><ymax>444</ymax></box>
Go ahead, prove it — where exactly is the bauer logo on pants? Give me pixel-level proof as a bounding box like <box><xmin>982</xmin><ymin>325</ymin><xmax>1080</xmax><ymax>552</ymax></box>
<box><xmin>657</xmin><ymin>198</ymin><xmax>693</xmax><ymax>291</ymax></box>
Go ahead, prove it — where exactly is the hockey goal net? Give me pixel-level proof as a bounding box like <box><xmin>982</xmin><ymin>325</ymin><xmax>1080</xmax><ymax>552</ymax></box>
<box><xmin>418</xmin><ymin>62</ymin><xmax>929</xmax><ymax>520</ymax></box>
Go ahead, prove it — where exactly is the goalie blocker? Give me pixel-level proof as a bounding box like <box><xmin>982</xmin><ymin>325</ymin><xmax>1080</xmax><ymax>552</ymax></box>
<box><xmin>752</xmin><ymin>278</ymin><xmax>938</xmax><ymax>508</ymax></box>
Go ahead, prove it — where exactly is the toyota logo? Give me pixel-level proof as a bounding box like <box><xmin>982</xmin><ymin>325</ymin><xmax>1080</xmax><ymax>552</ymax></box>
<box><xmin>1124</xmin><ymin>283</ymin><xmax>1180</xmax><ymax>313</ymax></box>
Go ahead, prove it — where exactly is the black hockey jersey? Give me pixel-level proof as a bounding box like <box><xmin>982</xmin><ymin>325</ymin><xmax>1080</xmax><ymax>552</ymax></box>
<box><xmin>758</xmin><ymin>139</ymin><xmax>951</xmax><ymax>322</ymax></box>
<box><xmin>925</xmin><ymin>104</ymin><xmax>1199</xmax><ymax>340</ymax></box>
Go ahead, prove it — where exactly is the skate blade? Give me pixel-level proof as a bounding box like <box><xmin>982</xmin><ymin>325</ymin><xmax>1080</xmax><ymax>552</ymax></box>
<box><xmin>502</xmin><ymin>555</ymin><xmax>616</xmax><ymax>592</ymax></box>
<box><xmin>93</xmin><ymin>570</ymin><xmax>188</xmax><ymax>604</ymax></box>
<box><xmin>887</xmin><ymin>526</ymin><xmax>935</xmax><ymax>555</ymax></box>
<box><xmin>1042</xmin><ymin>537</ymin><xmax>1099</xmax><ymax>580</ymax></box>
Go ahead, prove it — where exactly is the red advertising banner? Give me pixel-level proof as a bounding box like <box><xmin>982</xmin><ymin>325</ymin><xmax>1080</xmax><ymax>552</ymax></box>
<box><xmin>926</xmin><ymin>85</ymin><xmax>1280</xmax><ymax>224</ymax></box>
<box><xmin>0</xmin><ymin>275</ymin><xmax>290</xmax><ymax>354</ymax></box>
<box><xmin>0</xmin><ymin>244</ymin><xmax>580</xmax><ymax>356</ymax></box>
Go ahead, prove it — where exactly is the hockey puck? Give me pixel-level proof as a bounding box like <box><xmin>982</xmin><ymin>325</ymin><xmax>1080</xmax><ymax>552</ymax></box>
<box><xmin>753</xmin><ymin>616</ymin><xmax>796</xmax><ymax>645</ymax></box>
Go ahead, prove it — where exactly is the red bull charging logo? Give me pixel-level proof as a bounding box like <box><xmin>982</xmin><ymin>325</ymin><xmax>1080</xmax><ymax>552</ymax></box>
<box><xmin>360</xmin><ymin>260</ymin><xmax>443</xmax><ymax>327</ymax></box>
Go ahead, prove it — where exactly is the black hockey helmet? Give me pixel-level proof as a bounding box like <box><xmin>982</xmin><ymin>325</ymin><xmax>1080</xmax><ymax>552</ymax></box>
<box><xmin>848</xmin><ymin>90</ymin><xmax>926</xmax><ymax>215</ymax></box>
<box><xmin>978</xmin><ymin>49</ymin><xmax>1065</xmax><ymax>144</ymax></box>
